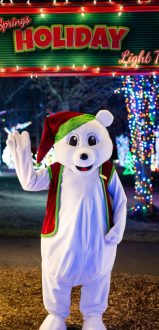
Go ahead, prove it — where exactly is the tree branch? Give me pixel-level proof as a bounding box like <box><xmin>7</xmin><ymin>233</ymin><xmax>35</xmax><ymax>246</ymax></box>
<box><xmin>46</xmin><ymin>77</ymin><xmax>64</xmax><ymax>108</ymax></box>
<box><xmin>5</xmin><ymin>79</ymin><xmax>30</xmax><ymax>107</ymax></box>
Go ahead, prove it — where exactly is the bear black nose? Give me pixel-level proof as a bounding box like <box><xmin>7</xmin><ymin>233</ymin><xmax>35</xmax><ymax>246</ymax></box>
<box><xmin>80</xmin><ymin>153</ymin><xmax>88</xmax><ymax>160</ymax></box>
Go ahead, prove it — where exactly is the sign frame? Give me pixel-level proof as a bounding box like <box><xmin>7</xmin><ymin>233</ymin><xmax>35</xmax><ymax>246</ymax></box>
<box><xmin>0</xmin><ymin>2</ymin><xmax>159</xmax><ymax>77</ymax></box>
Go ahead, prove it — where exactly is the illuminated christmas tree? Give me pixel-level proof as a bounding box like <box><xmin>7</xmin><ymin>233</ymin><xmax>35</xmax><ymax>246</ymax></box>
<box><xmin>123</xmin><ymin>151</ymin><xmax>135</xmax><ymax>175</ymax></box>
<box><xmin>119</xmin><ymin>75</ymin><xmax>157</xmax><ymax>215</ymax></box>
<box><xmin>116</xmin><ymin>134</ymin><xmax>130</xmax><ymax>166</ymax></box>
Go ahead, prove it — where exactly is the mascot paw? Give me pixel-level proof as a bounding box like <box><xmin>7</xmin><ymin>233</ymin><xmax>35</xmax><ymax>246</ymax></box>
<box><xmin>39</xmin><ymin>314</ymin><xmax>66</xmax><ymax>330</ymax></box>
<box><xmin>6</xmin><ymin>130</ymin><xmax>31</xmax><ymax>155</ymax></box>
<box><xmin>82</xmin><ymin>317</ymin><xmax>107</xmax><ymax>330</ymax></box>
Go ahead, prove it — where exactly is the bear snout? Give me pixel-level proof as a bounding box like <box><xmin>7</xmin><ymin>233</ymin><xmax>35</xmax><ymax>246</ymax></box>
<box><xmin>73</xmin><ymin>148</ymin><xmax>95</xmax><ymax>167</ymax></box>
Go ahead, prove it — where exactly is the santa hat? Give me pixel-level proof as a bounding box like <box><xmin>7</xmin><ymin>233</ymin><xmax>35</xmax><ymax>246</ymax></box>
<box><xmin>37</xmin><ymin>111</ymin><xmax>95</xmax><ymax>164</ymax></box>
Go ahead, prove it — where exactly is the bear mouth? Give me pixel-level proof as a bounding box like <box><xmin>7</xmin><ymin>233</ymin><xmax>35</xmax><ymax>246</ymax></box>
<box><xmin>76</xmin><ymin>165</ymin><xmax>93</xmax><ymax>172</ymax></box>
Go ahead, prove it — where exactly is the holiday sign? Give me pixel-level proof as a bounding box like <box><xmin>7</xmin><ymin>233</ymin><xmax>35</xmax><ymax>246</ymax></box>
<box><xmin>0</xmin><ymin>4</ymin><xmax>159</xmax><ymax>76</ymax></box>
<box><xmin>13</xmin><ymin>25</ymin><xmax>129</xmax><ymax>52</ymax></box>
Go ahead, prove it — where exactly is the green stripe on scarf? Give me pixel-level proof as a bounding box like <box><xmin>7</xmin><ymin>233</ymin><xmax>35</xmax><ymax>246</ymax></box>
<box><xmin>47</xmin><ymin>166</ymin><xmax>52</xmax><ymax>182</ymax></box>
<box><xmin>108</xmin><ymin>166</ymin><xmax>115</xmax><ymax>186</ymax></box>
<box><xmin>99</xmin><ymin>165</ymin><xmax>110</xmax><ymax>232</ymax></box>
<box><xmin>54</xmin><ymin>114</ymin><xmax>95</xmax><ymax>143</ymax></box>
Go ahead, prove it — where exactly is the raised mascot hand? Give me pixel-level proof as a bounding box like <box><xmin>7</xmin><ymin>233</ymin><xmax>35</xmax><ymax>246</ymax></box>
<box><xmin>6</xmin><ymin>130</ymin><xmax>50</xmax><ymax>191</ymax></box>
<box><xmin>6</xmin><ymin>130</ymin><xmax>34</xmax><ymax>189</ymax></box>
<box><xmin>6</xmin><ymin>130</ymin><xmax>31</xmax><ymax>159</ymax></box>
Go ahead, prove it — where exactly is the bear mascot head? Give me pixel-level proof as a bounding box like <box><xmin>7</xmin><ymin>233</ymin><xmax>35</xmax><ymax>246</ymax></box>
<box><xmin>37</xmin><ymin>110</ymin><xmax>114</xmax><ymax>175</ymax></box>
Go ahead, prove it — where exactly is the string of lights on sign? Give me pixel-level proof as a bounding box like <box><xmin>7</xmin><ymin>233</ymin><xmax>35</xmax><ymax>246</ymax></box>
<box><xmin>0</xmin><ymin>1</ymin><xmax>155</xmax><ymax>7</ymax></box>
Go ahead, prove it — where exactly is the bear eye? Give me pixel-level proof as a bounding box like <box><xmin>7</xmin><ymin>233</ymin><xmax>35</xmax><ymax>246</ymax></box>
<box><xmin>69</xmin><ymin>135</ymin><xmax>78</xmax><ymax>146</ymax></box>
<box><xmin>88</xmin><ymin>135</ymin><xmax>97</xmax><ymax>146</ymax></box>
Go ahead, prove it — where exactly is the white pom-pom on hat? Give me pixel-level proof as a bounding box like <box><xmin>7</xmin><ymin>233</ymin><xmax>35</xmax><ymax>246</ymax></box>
<box><xmin>96</xmin><ymin>110</ymin><xmax>114</xmax><ymax>127</ymax></box>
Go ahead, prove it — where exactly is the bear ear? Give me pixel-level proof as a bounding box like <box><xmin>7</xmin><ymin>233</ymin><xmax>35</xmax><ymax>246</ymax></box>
<box><xmin>96</xmin><ymin>110</ymin><xmax>114</xmax><ymax>127</ymax></box>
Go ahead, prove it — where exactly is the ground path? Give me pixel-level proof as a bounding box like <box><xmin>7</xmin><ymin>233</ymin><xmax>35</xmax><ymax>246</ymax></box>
<box><xmin>0</xmin><ymin>237</ymin><xmax>159</xmax><ymax>276</ymax></box>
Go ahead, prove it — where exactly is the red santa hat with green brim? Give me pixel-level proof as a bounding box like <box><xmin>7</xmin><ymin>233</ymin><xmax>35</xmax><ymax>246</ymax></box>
<box><xmin>36</xmin><ymin>111</ymin><xmax>95</xmax><ymax>165</ymax></box>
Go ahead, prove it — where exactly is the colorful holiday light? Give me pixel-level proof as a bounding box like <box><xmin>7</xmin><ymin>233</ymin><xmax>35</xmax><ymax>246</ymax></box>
<box><xmin>118</xmin><ymin>75</ymin><xmax>157</xmax><ymax>212</ymax></box>
<box><xmin>123</xmin><ymin>151</ymin><xmax>135</xmax><ymax>175</ymax></box>
<box><xmin>3</xmin><ymin>127</ymin><xmax>11</xmax><ymax>135</ymax></box>
<box><xmin>32</xmin><ymin>147</ymin><xmax>57</xmax><ymax>170</ymax></box>
<box><xmin>0</xmin><ymin>132</ymin><xmax>1</xmax><ymax>171</ymax></box>
<box><xmin>4</xmin><ymin>121</ymin><xmax>32</xmax><ymax>134</ymax></box>
<box><xmin>0</xmin><ymin>110</ymin><xmax>7</xmax><ymax>115</ymax></box>
<box><xmin>2</xmin><ymin>145</ymin><xmax>15</xmax><ymax>169</ymax></box>
<box><xmin>154</xmin><ymin>127</ymin><xmax>159</xmax><ymax>169</ymax></box>
<box><xmin>116</xmin><ymin>134</ymin><xmax>130</xmax><ymax>166</ymax></box>
<box><xmin>151</xmin><ymin>147</ymin><xmax>156</xmax><ymax>172</ymax></box>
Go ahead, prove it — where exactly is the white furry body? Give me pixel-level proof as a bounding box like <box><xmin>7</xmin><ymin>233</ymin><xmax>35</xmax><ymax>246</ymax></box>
<box><xmin>42</xmin><ymin>166</ymin><xmax>116</xmax><ymax>286</ymax></box>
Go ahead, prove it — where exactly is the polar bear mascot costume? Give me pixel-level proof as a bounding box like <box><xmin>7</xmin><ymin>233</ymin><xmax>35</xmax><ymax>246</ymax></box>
<box><xmin>7</xmin><ymin>110</ymin><xmax>127</xmax><ymax>330</ymax></box>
